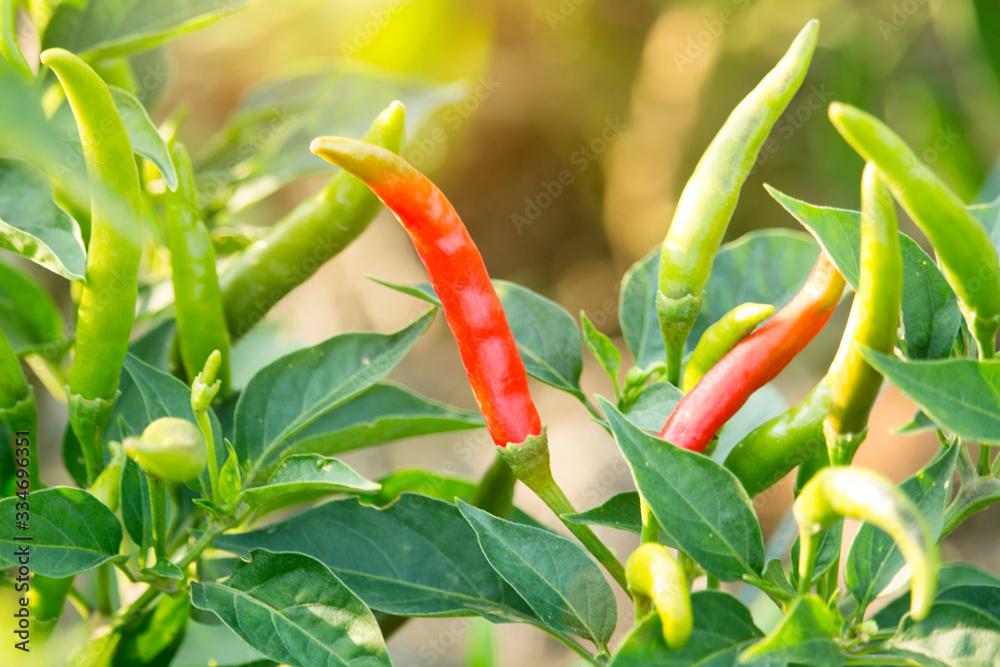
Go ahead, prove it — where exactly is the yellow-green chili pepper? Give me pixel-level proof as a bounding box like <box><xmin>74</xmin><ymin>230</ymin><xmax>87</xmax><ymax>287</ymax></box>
<box><xmin>828</xmin><ymin>102</ymin><xmax>1000</xmax><ymax>358</ymax></box>
<box><xmin>682</xmin><ymin>302</ymin><xmax>774</xmax><ymax>392</ymax></box>
<box><xmin>794</xmin><ymin>466</ymin><xmax>936</xmax><ymax>620</ymax></box>
<box><xmin>824</xmin><ymin>163</ymin><xmax>902</xmax><ymax>464</ymax></box>
<box><xmin>41</xmin><ymin>48</ymin><xmax>143</xmax><ymax>485</ymax></box>
<box><xmin>657</xmin><ymin>20</ymin><xmax>819</xmax><ymax>383</ymax></box>
<box><xmin>626</xmin><ymin>543</ymin><xmax>693</xmax><ymax>650</ymax></box>
<box><xmin>220</xmin><ymin>101</ymin><xmax>406</xmax><ymax>340</ymax></box>
<box><xmin>166</xmin><ymin>143</ymin><xmax>231</xmax><ymax>396</ymax></box>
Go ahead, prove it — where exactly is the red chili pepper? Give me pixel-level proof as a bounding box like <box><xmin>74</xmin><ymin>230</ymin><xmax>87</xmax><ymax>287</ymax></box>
<box><xmin>660</xmin><ymin>254</ymin><xmax>845</xmax><ymax>453</ymax></box>
<box><xmin>310</xmin><ymin>138</ymin><xmax>541</xmax><ymax>447</ymax></box>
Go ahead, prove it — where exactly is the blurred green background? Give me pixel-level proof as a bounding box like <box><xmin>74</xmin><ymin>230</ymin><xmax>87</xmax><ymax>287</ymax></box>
<box><xmin>6</xmin><ymin>0</ymin><xmax>1000</xmax><ymax>664</ymax></box>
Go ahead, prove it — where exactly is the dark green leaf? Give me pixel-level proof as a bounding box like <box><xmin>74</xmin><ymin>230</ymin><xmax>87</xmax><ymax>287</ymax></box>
<box><xmin>562</xmin><ymin>492</ymin><xmax>677</xmax><ymax>549</ymax></box>
<box><xmin>847</xmin><ymin>445</ymin><xmax>958</xmax><ymax>615</ymax></box>
<box><xmin>874</xmin><ymin>563</ymin><xmax>1000</xmax><ymax>629</ymax></box>
<box><xmin>109</xmin><ymin>86</ymin><xmax>178</xmax><ymax>189</ymax></box>
<box><xmin>0</xmin><ymin>259</ymin><xmax>64</xmax><ymax>355</ymax></box>
<box><xmin>610</xmin><ymin>591</ymin><xmax>763</xmax><ymax>666</ymax></box>
<box><xmin>740</xmin><ymin>595</ymin><xmax>842</xmax><ymax>666</ymax></box>
<box><xmin>42</xmin><ymin>0</ymin><xmax>262</xmax><ymax>61</ymax></box>
<box><xmin>602</xmin><ymin>399</ymin><xmax>764</xmax><ymax>582</ymax></box>
<box><xmin>280</xmin><ymin>382</ymin><xmax>482</xmax><ymax>459</ymax></box>
<box><xmin>457</xmin><ymin>501</ymin><xmax>617</xmax><ymax>649</ymax></box>
<box><xmin>141</xmin><ymin>558</ymin><xmax>184</xmax><ymax>581</ymax></box>
<box><xmin>791</xmin><ymin>520</ymin><xmax>843</xmax><ymax>589</ymax></box>
<box><xmin>211</xmin><ymin>495</ymin><xmax>538</xmax><ymax>623</ymax></box>
<box><xmin>196</xmin><ymin>67</ymin><xmax>466</xmax><ymax>213</ymax></box>
<box><xmin>767</xmin><ymin>186</ymin><xmax>961</xmax><ymax>359</ymax></box>
<box><xmin>934</xmin><ymin>585</ymin><xmax>1000</xmax><ymax>625</ymax></box>
<box><xmin>235</xmin><ymin>311</ymin><xmax>433</xmax><ymax>478</ymax></box>
<box><xmin>895</xmin><ymin>411</ymin><xmax>940</xmax><ymax>436</ymax></box>
<box><xmin>580</xmin><ymin>311</ymin><xmax>621</xmax><ymax>388</ymax></box>
<box><xmin>858</xmin><ymin>348</ymin><xmax>1000</xmax><ymax>444</ymax></box>
<box><xmin>240</xmin><ymin>454</ymin><xmax>378</xmax><ymax>508</ymax></box>
<box><xmin>190</xmin><ymin>549</ymin><xmax>391</xmax><ymax>667</ymax></box>
<box><xmin>888</xmin><ymin>602</ymin><xmax>1000</xmax><ymax>666</ymax></box>
<box><xmin>0</xmin><ymin>487</ymin><xmax>125</xmax><ymax>576</ymax></box>
<box><xmin>0</xmin><ymin>158</ymin><xmax>85</xmax><ymax>279</ymax></box>
<box><xmin>113</xmin><ymin>591</ymin><xmax>188</xmax><ymax>667</ymax></box>
<box><xmin>217</xmin><ymin>441</ymin><xmax>241</xmax><ymax>515</ymax></box>
<box><xmin>622</xmin><ymin>381</ymin><xmax>683</xmax><ymax>432</ymax></box>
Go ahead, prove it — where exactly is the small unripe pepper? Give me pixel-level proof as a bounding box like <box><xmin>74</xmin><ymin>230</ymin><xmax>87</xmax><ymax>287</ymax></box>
<box><xmin>828</xmin><ymin>102</ymin><xmax>1000</xmax><ymax>357</ymax></box>
<box><xmin>824</xmin><ymin>162</ymin><xmax>902</xmax><ymax>464</ymax></box>
<box><xmin>221</xmin><ymin>102</ymin><xmax>406</xmax><ymax>340</ymax></box>
<box><xmin>794</xmin><ymin>466</ymin><xmax>937</xmax><ymax>620</ymax></box>
<box><xmin>166</xmin><ymin>143</ymin><xmax>232</xmax><ymax>395</ymax></box>
<box><xmin>42</xmin><ymin>48</ymin><xmax>143</xmax><ymax>484</ymax></box>
<box><xmin>657</xmin><ymin>20</ymin><xmax>819</xmax><ymax>382</ymax></box>
<box><xmin>124</xmin><ymin>417</ymin><xmax>207</xmax><ymax>484</ymax></box>
<box><xmin>682</xmin><ymin>302</ymin><xmax>774</xmax><ymax>392</ymax></box>
<box><xmin>310</xmin><ymin>137</ymin><xmax>541</xmax><ymax>448</ymax></box>
<box><xmin>626</xmin><ymin>543</ymin><xmax>693</xmax><ymax>650</ymax></box>
<box><xmin>660</xmin><ymin>254</ymin><xmax>845</xmax><ymax>454</ymax></box>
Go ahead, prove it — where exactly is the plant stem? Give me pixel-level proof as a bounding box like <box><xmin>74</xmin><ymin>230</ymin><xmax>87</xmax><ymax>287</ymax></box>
<box><xmin>977</xmin><ymin>444</ymin><xmax>992</xmax><ymax>477</ymax></box>
<box><xmin>96</xmin><ymin>565</ymin><xmax>113</xmax><ymax>616</ymax></box>
<box><xmin>195</xmin><ymin>406</ymin><xmax>219</xmax><ymax>502</ymax></box>
<box><xmin>797</xmin><ymin>531</ymin><xmax>818</xmax><ymax>596</ymax></box>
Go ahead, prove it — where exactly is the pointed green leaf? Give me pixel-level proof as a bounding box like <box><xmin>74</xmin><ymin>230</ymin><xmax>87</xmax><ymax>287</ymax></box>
<box><xmin>191</xmin><ymin>549</ymin><xmax>391</xmax><ymax>667</ymax></box>
<box><xmin>0</xmin><ymin>487</ymin><xmax>125</xmax><ymax>577</ymax></box>
<box><xmin>740</xmin><ymin>595</ymin><xmax>842</xmax><ymax>666</ymax></box>
<box><xmin>109</xmin><ymin>86</ymin><xmax>178</xmax><ymax>189</ymax></box>
<box><xmin>888</xmin><ymin>602</ymin><xmax>1000</xmax><ymax>666</ymax></box>
<box><xmin>0</xmin><ymin>259</ymin><xmax>64</xmax><ymax>355</ymax></box>
<box><xmin>457</xmin><ymin>500</ymin><xmax>617</xmax><ymax>649</ymax></box>
<box><xmin>240</xmin><ymin>455</ymin><xmax>378</xmax><ymax>508</ymax></box>
<box><xmin>601</xmin><ymin>399</ymin><xmax>764</xmax><ymax>581</ymax></box>
<box><xmin>580</xmin><ymin>311</ymin><xmax>620</xmax><ymax>388</ymax></box>
<box><xmin>875</xmin><ymin>563</ymin><xmax>1000</xmax><ymax>629</ymax></box>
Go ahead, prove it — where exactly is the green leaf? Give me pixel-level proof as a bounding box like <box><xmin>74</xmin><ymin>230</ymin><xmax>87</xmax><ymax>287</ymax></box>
<box><xmin>562</xmin><ymin>492</ymin><xmax>677</xmax><ymax>549</ymax></box>
<box><xmin>601</xmin><ymin>399</ymin><xmax>765</xmax><ymax>582</ymax></box>
<box><xmin>767</xmin><ymin>186</ymin><xmax>961</xmax><ymax>359</ymax></box>
<box><xmin>0</xmin><ymin>158</ymin><xmax>85</xmax><ymax>279</ymax></box>
<box><xmin>0</xmin><ymin>259</ymin><xmax>64</xmax><ymax>355</ymax></box>
<box><xmin>610</xmin><ymin>591</ymin><xmax>763</xmax><ymax>667</ymax></box>
<box><xmin>846</xmin><ymin>444</ymin><xmax>958</xmax><ymax>616</ymax></box>
<box><xmin>140</xmin><ymin>558</ymin><xmax>184</xmax><ymax>581</ymax></box>
<box><xmin>457</xmin><ymin>500</ymin><xmax>617</xmax><ymax>649</ymax></box>
<box><xmin>240</xmin><ymin>454</ymin><xmax>378</xmax><ymax>508</ymax></box>
<box><xmin>109</xmin><ymin>86</ymin><xmax>178</xmax><ymax>189</ymax></box>
<box><xmin>874</xmin><ymin>563</ymin><xmax>1000</xmax><ymax>629</ymax></box>
<box><xmin>235</xmin><ymin>310</ymin><xmax>434</xmax><ymax>478</ymax></box>
<box><xmin>791</xmin><ymin>520</ymin><xmax>843</xmax><ymax>589</ymax></box>
<box><xmin>619</xmin><ymin>231</ymin><xmax>819</xmax><ymax>370</ymax></box>
<box><xmin>210</xmin><ymin>495</ymin><xmax>539</xmax><ymax>623</ymax></box>
<box><xmin>934</xmin><ymin>585</ymin><xmax>1000</xmax><ymax>625</ymax></box>
<box><xmin>740</xmin><ymin>595</ymin><xmax>842</xmax><ymax>666</ymax></box>
<box><xmin>217</xmin><ymin>440</ymin><xmax>241</xmax><ymax>515</ymax></box>
<box><xmin>621</xmin><ymin>381</ymin><xmax>683</xmax><ymax>432</ymax></box>
<box><xmin>888</xmin><ymin>602</ymin><xmax>1000</xmax><ymax>667</ymax></box>
<box><xmin>196</xmin><ymin>66</ymin><xmax>467</xmax><ymax>214</ymax></box>
<box><xmin>0</xmin><ymin>487</ymin><xmax>125</xmax><ymax>577</ymax></box>
<box><xmin>858</xmin><ymin>348</ymin><xmax>1000</xmax><ymax>444</ymax></box>
<box><xmin>580</xmin><ymin>311</ymin><xmax>621</xmax><ymax>389</ymax></box>
<box><xmin>895</xmin><ymin>410</ymin><xmax>940</xmax><ymax>436</ymax></box>
<box><xmin>190</xmin><ymin>549</ymin><xmax>391</xmax><ymax>667</ymax></box>
<box><xmin>67</xmin><ymin>628</ymin><xmax>122</xmax><ymax>667</ymax></box>
<box><xmin>279</xmin><ymin>382</ymin><xmax>483</xmax><ymax>459</ymax></box>
<box><xmin>112</xmin><ymin>591</ymin><xmax>188</xmax><ymax>667</ymax></box>
<box><xmin>42</xmin><ymin>0</ymin><xmax>262</xmax><ymax>61</ymax></box>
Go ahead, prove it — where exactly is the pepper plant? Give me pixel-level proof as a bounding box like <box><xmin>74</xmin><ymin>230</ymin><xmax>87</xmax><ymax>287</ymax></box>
<box><xmin>0</xmin><ymin>7</ymin><xmax>999</xmax><ymax>667</ymax></box>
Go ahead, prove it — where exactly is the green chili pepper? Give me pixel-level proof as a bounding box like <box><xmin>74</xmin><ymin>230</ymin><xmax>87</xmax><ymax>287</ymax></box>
<box><xmin>166</xmin><ymin>143</ymin><xmax>231</xmax><ymax>396</ymax></box>
<box><xmin>794</xmin><ymin>466</ymin><xmax>937</xmax><ymax>620</ymax></box>
<box><xmin>825</xmin><ymin>162</ymin><xmax>902</xmax><ymax>464</ymax></box>
<box><xmin>829</xmin><ymin>102</ymin><xmax>1000</xmax><ymax>358</ymax></box>
<box><xmin>220</xmin><ymin>101</ymin><xmax>406</xmax><ymax>340</ymax></box>
<box><xmin>42</xmin><ymin>48</ymin><xmax>143</xmax><ymax>485</ymax></box>
<box><xmin>0</xmin><ymin>0</ymin><xmax>31</xmax><ymax>83</ymax></box>
<box><xmin>682</xmin><ymin>302</ymin><xmax>774</xmax><ymax>392</ymax></box>
<box><xmin>626</xmin><ymin>543</ymin><xmax>693</xmax><ymax>650</ymax></box>
<box><xmin>657</xmin><ymin>20</ymin><xmax>819</xmax><ymax>383</ymax></box>
<box><xmin>724</xmin><ymin>379</ymin><xmax>830</xmax><ymax>498</ymax></box>
<box><xmin>124</xmin><ymin>417</ymin><xmax>207</xmax><ymax>484</ymax></box>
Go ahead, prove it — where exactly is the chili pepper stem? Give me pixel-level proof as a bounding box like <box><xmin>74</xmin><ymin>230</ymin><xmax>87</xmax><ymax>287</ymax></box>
<box><xmin>69</xmin><ymin>393</ymin><xmax>117</xmax><ymax>485</ymax></box>
<box><xmin>498</xmin><ymin>430</ymin><xmax>628</xmax><ymax>591</ymax></box>
<box><xmin>469</xmin><ymin>454</ymin><xmax>517</xmax><ymax>518</ymax></box>
<box><xmin>825</xmin><ymin>423</ymin><xmax>867</xmax><ymax>467</ymax></box>
<box><xmin>797</xmin><ymin>531</ymin><xmax>819</xmax><ymax>596</ymax></box>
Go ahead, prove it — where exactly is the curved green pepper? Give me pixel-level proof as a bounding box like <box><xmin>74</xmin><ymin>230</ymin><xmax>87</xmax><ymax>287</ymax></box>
<box><xmin>682</xmin><ymin>302</ymin><xmax>774</xmax><ymax>392</ymax></box>
<box><xmin>41</xmin><ymin>48</ymin><xmax>143</xmax><ymax>484</ymax></box>
<box><xmin>657</xmin><ymin>20</ymin><xmax>819</xmax><ymax>382</ymax></box>
<box><xmin>166</xmin><ymin>143</ymin><xmax>231</xmax><ymax>396</ymax></box>
<box><xmin>220</xmin><ymin>101</ymin><xmax>406</xmax><ymax>340</ymax></box>
<box><xmin>626</xmin><ymin>543</ymin><xmax>693</xmax><ymax>650</ymax></box>
<box><xmin>825</xmin><ymin>162</ymin><xmax>902</xmax><ymax>464</ymax></box>
<box><xmin>794</xmin><ymin>466</ymin><xmax>937</xmax><ymax>620</ymax></box>
<box><xmin>829</xmin><ymin>102</ymin><xmax>1000</xmax><ymax>357</ymax></box>
<box><xmin>724</xmin><ymin>379</ymin><xmax>830</xmax><ymax>498</ymax></box>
